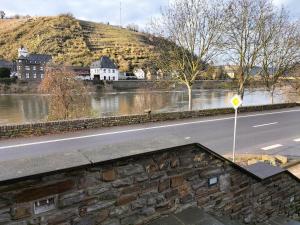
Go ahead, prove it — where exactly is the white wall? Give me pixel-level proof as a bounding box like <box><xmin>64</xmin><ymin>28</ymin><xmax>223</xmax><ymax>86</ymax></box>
<box><xmin>90</xmin><ymin>68</ymin><xmax>119</xmax><ymax>81</ymax></box>
<box><xmin>133</xmin><ymin>69</ymin><xmax>145</xmax><ymax>80</ymax></box>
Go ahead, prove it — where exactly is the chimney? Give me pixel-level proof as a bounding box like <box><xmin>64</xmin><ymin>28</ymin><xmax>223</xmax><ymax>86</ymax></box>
<box><xmin>18</xmin><ymin>46</ymin><xmax>29</xmax><ymax>57</ymax></box>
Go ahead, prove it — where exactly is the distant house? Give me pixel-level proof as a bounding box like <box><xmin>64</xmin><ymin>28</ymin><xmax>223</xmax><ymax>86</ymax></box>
<box><xmin>118</xmin><ymin>72</ymin><xmax>138</xmax><ymax>80</ymax></box>
<box><xmin>0</xmin><ymin>59</ymin><xmax>12</xmax><ymax>69</ymax></box>
<box><xmin>0</xmin><ymin>60</ymin><xmax>17</xmax><ymax>77</ymax></box>
<box><xmin>16</xmin><ymin>46</ymin><xmax>52</xmax><ymax>80</ymax></box>
<box><xmin>67</xmin><ymin>66</ymin><xmax>91</xmax><ymax>80</ymax></box>
<box><xmin>133</xmin><ymin>68</ymin><xmax>145</xmax><ymax>80</ymax></box>
<box><xmin>90</xmin><ymin>56</ymin><xmax>118</xmax><ymax>81</ymax></box>
<box><xmin>223</xmin><ymin>65</ymin><xmax>263</xmax><ymax>79</ymax></box>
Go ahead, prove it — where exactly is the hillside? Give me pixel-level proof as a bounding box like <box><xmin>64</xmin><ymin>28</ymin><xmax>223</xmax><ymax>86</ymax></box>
<box><xmin>0</xmin><ymin>15</ymin><xmax>157</xmax><ymax>71</ymax></box>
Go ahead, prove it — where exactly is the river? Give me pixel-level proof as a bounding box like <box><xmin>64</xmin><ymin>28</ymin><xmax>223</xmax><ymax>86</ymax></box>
<box><xmin>0</xmin><ymin>89</ymin><xmax>297</xmax><ymax>125</ymax></box>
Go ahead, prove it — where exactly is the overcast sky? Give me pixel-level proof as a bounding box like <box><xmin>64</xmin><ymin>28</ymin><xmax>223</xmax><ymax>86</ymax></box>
<box><xmin>1</xmin><ymin>0</ymin><xmax>299</xmax><ymax>27</ymax></box>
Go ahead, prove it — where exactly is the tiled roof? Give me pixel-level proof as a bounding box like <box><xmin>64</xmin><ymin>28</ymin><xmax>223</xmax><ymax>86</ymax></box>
<box><xmin>90</xmin><ymin>56</ymin><xmax>117</xmax><ymax>69</ymax></box>
<box><xmin>18</xmin><ymin>54</ymin><xmax>52</xmax><ymax>64</ymax></box>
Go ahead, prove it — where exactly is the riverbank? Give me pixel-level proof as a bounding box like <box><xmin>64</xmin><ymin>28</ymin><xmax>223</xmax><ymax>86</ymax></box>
<box><xmin>0</xmin><ymin>80</ymin><xmax>40</xmax><ymax>94</ymax></box>
<box><xmin>0</xmin><ymin>79</ymin><xmax>240</xmax><ymax>94</ymax></box>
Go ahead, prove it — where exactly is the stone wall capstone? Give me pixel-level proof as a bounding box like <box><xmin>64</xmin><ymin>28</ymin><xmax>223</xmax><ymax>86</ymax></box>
<box><xmin>0</xmin><ymin>144</ymin><xmax>299</xmax><ymax>225</ymax></box>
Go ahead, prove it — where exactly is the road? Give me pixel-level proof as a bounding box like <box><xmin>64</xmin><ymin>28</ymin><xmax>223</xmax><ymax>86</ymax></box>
<box><xmin>0</xmin><ymin>107</ymin><xmax>299</xmax><ymax>163</ymax></box>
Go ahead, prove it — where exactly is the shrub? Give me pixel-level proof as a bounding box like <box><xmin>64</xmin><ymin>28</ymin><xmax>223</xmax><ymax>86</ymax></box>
<box><xmin>0</xmin><ymin>77</ymin><xmax>17</xmax><ymax>85</ymax></box>
<box><xmin>0</xmin><ymin>67</ymin><xmax>10</xmax><ymax>78</ymax></box>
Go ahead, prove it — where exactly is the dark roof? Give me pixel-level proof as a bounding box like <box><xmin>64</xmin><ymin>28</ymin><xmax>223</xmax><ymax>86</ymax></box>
<box><xmin>0</xmin><ymin>60</ymin><xmax>12</xmax><ymax>68</ymax></box>
<box><xmin>18</xmin><ymin>54</ymin><xmax>52</xmax><ymax>64</ymax></box>
<box><xmin>67</xmin><ymin>66</ymin><xmax>90</xmax><ymax>70</ymax></box>
<box><xmin>66</xmin><ymin>66</ymin><xmax>90</xmax><ymax>76</ymax></box>
<box><xmin>91</xmin><ymin>56</ymin><xmax>117</xmax><ymax>69</ymax></box>
<box><xmin>244</xmin><ymin>162</ymin><xmax>285</xmax><ymax>179</ymax></box>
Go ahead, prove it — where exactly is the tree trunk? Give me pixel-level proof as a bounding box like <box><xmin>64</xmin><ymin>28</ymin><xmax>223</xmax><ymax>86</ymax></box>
<box><xmin>187</xmin><ymin>84</ymin><xmax>193</xmax><ymax>111</ymax></box>
<box><xmin>238</xmin><ymin>82</ymin><xmax>245</xmax><ymax>100</ymax></box>
<box><xmin>270</xmin><ymin>86</ymin><xmax>275</xmax><ymax>104</ymax></box>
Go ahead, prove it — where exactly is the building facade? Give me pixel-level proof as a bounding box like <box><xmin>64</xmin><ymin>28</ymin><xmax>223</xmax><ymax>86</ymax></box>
<box><xmin>90</xmin><ymin>56</ymin><xmax>119</xmax><ymax>81</ymax></box>
<box><xmin>67</xmin><ymin>66</ymin><xmax>91</xmax><ymax>80</ymax></box>
<box><xmin>133</xmin><ymin>68</ymin><xmax>145</xmax><ymax>80</ymax></box>
<box><xmin>0</xmin><ymin>59</ymin><xmax>17</xmax><ymax>75</ymax></box>
<box><xmin>16</xmin><ymin>47</ymin><xmax>52</xmax><ymax>81</ymax></box>
<box><xmin>0</xmin><ymin>144</ymin><xmax>298</xmax><ymax>225</ymax></box>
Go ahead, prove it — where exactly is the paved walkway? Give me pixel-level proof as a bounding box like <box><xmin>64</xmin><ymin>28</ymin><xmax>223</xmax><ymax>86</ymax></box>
<box><xmin>147</xmin><ymin>207</ymin><xmax>300</xmax><ymax>225</ymax></box>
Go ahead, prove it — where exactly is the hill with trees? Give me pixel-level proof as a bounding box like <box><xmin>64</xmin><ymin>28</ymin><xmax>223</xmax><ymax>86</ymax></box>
<box><xmin>0</xmin><ymin>15</ymin><xmax>157</xmax><ymax>71</ymax></box>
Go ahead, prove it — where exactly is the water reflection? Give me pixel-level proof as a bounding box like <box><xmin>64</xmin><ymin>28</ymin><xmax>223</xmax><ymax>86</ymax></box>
<box><xmin>0</xmin><ymin>89</ymin><xmax>297</xmax><ymax>125</ymax></box>
<box><xmin>0</xmin><ymin>95</ymin><xmax>48</xmax><ymax>124</ymax></box>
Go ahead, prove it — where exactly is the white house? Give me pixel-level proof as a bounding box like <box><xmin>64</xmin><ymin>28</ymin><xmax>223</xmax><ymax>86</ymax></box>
<box><xmin>133</xmin><ymin>68</ymin><xmax>145</xmax><ymax>80</ymax></box>
<box><xmin>90</xmin><ymin>56</ymin><xmax>119</xmax><ymax>81</ymax></box>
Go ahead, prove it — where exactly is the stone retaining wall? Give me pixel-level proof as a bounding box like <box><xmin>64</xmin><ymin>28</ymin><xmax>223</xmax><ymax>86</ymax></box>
<box><xmin>108</xmin><ymin>80</ymin><xmax>236</xmax><ymax>90</ymax></box>
<box><xmin>0</xmin><ymin>144</ymin><xmax>299</xmax><ymax>225</ymax></box>
<box><xmin>0</xmin><ymin>103</ymin><xmax>299</xmax><ymax>139</ymax></box>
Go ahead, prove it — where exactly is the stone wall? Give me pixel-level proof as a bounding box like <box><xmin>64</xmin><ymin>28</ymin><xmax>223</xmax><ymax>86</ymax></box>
<box><xmin>0</xmin><ymin>103</ymin><xmax>299</xmax><ymax>139</ymax></box>
<box><xmin>0</xmin><ymin>144</ymin><xmax>299</xmax><ymax>225</ymax></box>
<box><xmin>109</xmin><ymin>80</ymin><xmax>236</xmax><ymax>90</ymax></box>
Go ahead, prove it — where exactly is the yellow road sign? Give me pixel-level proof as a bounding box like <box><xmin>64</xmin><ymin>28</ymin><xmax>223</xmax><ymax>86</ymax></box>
<box><xmin>231</xmin><ymin>95</ymin><xmax>242</xmax><ymax>109</ymax></box>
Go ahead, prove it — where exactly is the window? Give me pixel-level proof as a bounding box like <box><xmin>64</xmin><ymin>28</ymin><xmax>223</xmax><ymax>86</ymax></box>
<box><xmin>103</xmin><ymin>76</ymin><xmax>106</xmax><ymax>80</ymax></box>
<box><xmin>112</xmin><ymin>70</ymin><xmax>115</xmax><ymax>73</ymax></box>
<box><xmin>113</xmin><ymin>77</ymin><xmax>115</xmax><ymax>80</ymax></box>
<box><xmin>208</xmin><ymin>177</ymin><xmax>218</xmax><ymax>186</ymax></box>
<box><xmin>25</xmin><ymin>66</ymin><xmax>30</xmax><ymax>71</ymax></box>
<box><xmin>40</xmin><ymin>66</ymin><xmax>44</xmax><ymax>70</ymax></box>
<box><xmin>108</xmin><ymin>76</ymin><xmax>110</xmax><ymax>80</ymax></box>
<box><xmin>26</xmin><ymin>73</ymin><xmax>30</xmax><ymax>79</ymax></box>
<box><xmin>108</xmin><ymin>69</ymin><xmax>111</xmax><ymax>73</ymax></box>
<box><xmin>33</xmin><ymin>66</ymin><xmax>36</xmax><ymax>70</ymax></box>
<box><xmin>41</xmin><ymin>74</ymin><xmax>44</xmax><ymax>79</ymax></box>
<box><xmin>34</xmin><ymin>197</ymin><xmax>55</xmax><ymax>214</ymax></box>
<box><xmin>103</xmin><ymin>69</ymin><xmax>106</xmax><ymax>73</ymax></box>
<box><xmin>33</xmin><ymin>73</ymin><xmax>37</xmax><ymax>79</ymax></box>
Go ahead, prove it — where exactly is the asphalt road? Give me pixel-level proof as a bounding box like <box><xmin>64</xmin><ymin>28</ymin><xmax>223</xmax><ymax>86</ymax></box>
<box><xmin>0</xmin><ymin>107</ymin><xmax>300</xmax><ymax>163</ymax></box>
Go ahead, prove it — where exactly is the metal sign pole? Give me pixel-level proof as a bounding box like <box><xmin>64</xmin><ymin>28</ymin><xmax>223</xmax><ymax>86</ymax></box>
<box><xmin>230</xmin><ymin>94</ymin><xmax>242</xmax><ymax>163</ymax></box>
<box><xmin>232</xmin><ymin>108</ymin><xmax>238</xmax><ymax>162</ymax></box>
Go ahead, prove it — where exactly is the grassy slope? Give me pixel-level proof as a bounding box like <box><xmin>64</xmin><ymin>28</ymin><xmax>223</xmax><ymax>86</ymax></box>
<box><xmin>0</xmin><ymin>15</ymin><xmax>156</xmax><ymax>71</ymax></box>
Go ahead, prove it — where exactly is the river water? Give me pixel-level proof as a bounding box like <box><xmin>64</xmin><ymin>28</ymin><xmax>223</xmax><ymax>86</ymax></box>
<box><xmin>0</xmin><ymin>89</ymin><xmax>297</xmax><ymax>125</ymax></box>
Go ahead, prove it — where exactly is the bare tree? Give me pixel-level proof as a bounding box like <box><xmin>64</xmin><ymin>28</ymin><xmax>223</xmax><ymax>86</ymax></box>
<box><xmin>150</xmin><ymin>0</ymin><xmax>224</xmax><ymax>110</ymax></box>
<box><xmin>127</xmin><ymin>23</ymin><xmax>139</xmax><ymax>32</ymax></box>
<box><xmin>39</xmin><ymin>66</ymin><xmax>92</xmax><ymax>120</ymax></box>
<box><xmin>0</xmin><ymin>11</ymin><xmax>5</xmax><ymax>19</ymax></box>
<box><xmin>260</xmin><ymin>10</ymin><xmax>300</xmax><ymax>103</ymax></box>
<box><xmin>223</xmin><ymin>0</ymin><xmax>275</xmax><ymax>99</ymax></box>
